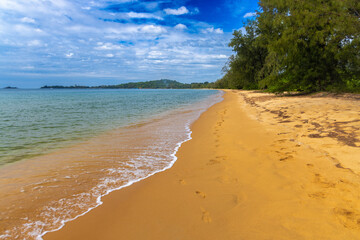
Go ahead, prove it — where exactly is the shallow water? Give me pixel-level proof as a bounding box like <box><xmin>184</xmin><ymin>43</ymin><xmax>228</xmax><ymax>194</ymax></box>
<box><xmin>0</xmin><ymin>89</ymin><xmax>218</xmax><ymax>166</ymax></box>
<box><xmin>0</xmin><ymin>89</ymin><xmax>222</xmax><ymax>239</ymax></box>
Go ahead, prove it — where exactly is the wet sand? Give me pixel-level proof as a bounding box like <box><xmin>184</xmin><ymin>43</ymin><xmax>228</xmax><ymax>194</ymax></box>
<box><xmin>45</xmin><ymin>90</ymin><xmax>360</xmax><ymax>240</ymax></box>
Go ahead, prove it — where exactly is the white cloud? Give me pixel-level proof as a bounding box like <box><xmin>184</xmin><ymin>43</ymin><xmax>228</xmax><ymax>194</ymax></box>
<box><xmin>104</xmin><ymin>24</ymin><xmax>166</xmax><ymax>37</ymax></box>
<box><xmin>0</xmin><ymin>0</ymin><xmax>232</xmax><ymax>85</ymax></box>
<box><xmin>174</xmin><ymin>24</ymin><xmax>187</xmax><ymax>30</ymax></box>
<box><xmin>239</xmin><ymin>27</ymin><xmax>246</xmax><ymax>34</ymax></box>
<box><xmin>27</xmin><ymin>39</ymin><xmax>42</xmax><ymax>46</ymax></box>
<box><xmin>215</xmin><ymin>54</ymin><xmax>227</xmax><ymax>59</ymax></box>
<box><xmin>148</xmin><ymin>51</ymin><xmax>163</xmax><ymax>58</ymax></box>
<box><xmin>164</xmin><ymin>6</ymin><xmax>189</xmax><ymax>15</ymax></box>
<box><xmin>201</xmin><ymin>27</ymin><xmax>223</xmax><ymax>34</ymax></box>
<box><xmin>193</xmin><ymin>53</ymin><xmax>228</xmax><ymax>60</ymax></box>
<box><xmin>214</xmin><ymin>28</ymin><xmax>223</xmax><ymax>34</ymax></box>
<box><xmin>20</xmin><ymin>17</ymin><xmax>35</xmax><ymax>23</ymax></box>
<box><xmin>12</xmin><ymin>24</ymin><xmax>45</xmax><ymax>36</ymax></box>
<box><xmin>66</xmin><ymin>25</ymin><xmax>101</xmax><ymax>33</ymax></box>
<box><xmin>140</xmin><ymin>25</ymin><xmax>166</xmax><ymax>34</ymax></box>
<box><xmin>0</xmin><ymin>0</ymin><xmax>72</xmax><ymax>16</ymax></box>
<box><xmin>95</xmin><ymin>42</ymin><xmax>122</xmax><ymax>50</ymax></box>
<box><xmin>65</xmin><ymin>53</ymin><xmax>74</xmax><ymax>58</ymax></box>
<box><xmin>200</xmin><ymin>64</ymin><xmax>217</xmax><ymax>68</ymax></box>
<box><xmin>126</xmin><ymin>12</ymin><xmax>163</xmax><ymax>20</ymax></box>
<box><xmin>21</xmin><ymin>66</ymin><xmax>35</xmax><ymax>70</ymax></box>
<box><xmin>244</xmin><ymin>12</ymin><xmax>256</xmax><ymax>18</ymax></box>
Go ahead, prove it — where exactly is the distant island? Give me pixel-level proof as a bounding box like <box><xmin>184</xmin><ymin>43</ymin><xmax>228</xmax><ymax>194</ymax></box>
<box><xmin>41</xmin><ymin>79</ymin><xmax>214</xmax><ymax>89</ymax></box>
<box><xmin>3</xmin><ymin>86</ymin><xmax>18</xmax><ymax>89</ymax></box>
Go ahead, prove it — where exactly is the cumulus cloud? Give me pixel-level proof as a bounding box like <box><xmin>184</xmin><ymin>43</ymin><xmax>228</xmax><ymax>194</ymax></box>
<box><xmin>201</xmin><ymin>27</ymin><xmax>223</xmax><ymax>34</ymax></box>
<box><xmin>140</xmin><ymin>24</ymin><xmax>166</xmax><ymax>34</ymax></box>
<box><xmin>164</xmin><ymin>6</ymin><xmax>189</xmax><ymax>15</ymax></box>
<box><xmin>243</xmin><ymin>12</ymin><xmax>256</xmax><ymax>18</ymax></box>
<box><xmin>174</xmin><ymin>23</ymin><xmax>187</xmax><ymax>30</ymax></box>
<box><xmin>106</xmin><ymin>53</ymin><xmax>114</xmax><ymax>58</ymax></box>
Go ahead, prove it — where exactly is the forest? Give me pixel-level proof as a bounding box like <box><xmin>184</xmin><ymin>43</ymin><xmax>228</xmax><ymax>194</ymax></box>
<box><xmin>214</xmin><ymin>0</ymin><xmax>360</xmax><ymax>92</ymax></box>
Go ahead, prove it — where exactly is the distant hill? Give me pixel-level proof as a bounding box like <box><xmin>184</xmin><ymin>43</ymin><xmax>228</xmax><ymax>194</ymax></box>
<box><xmin>3</xmin><ymin>86</ymin><xmax>18</xmax><ymax>89</ymax></box>
<box><xmin>41</xmin><ymin>79</ymin><xmax>214</xmax><ymax>89</ymax></box>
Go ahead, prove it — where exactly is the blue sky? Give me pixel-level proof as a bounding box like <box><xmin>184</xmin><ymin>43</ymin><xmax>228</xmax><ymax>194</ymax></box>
<box><xmin>0</xmin><ymin>0</ymin><xmax>259</xmax><ymax>88</ymax></box>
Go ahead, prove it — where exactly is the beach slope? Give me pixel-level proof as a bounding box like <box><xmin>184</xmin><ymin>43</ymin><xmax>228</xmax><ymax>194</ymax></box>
<box><xmin>45</xmin><ymin>90</ymin><xmax>360</xmax><ymax>240</ymax></box>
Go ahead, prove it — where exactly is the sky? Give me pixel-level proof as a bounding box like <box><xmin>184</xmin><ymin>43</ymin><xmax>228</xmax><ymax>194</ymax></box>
<box><xmin>0</xmin><ymin>0</ymin><xmax>259</xmax><ymax>88</ymax></box>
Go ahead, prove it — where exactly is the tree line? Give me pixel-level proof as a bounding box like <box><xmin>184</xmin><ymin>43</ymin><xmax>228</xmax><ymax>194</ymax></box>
<box><xmin>41</xmin><ymin>79</ymin><xmax>214</xmax><ymax>89</ymax></box>
<box><xmin>214</xmin><ymin>0</ymin><xmax>360</xmax><ymax>92</ymax></box>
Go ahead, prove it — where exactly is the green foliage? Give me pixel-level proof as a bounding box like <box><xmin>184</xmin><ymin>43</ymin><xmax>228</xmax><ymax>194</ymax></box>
<box><xmin>215</xmin><ymin>21</ymin><xmax>267</xmax><ymax>90</ymax></box>
<box><xmin>215</xmin><ymin>0</ymin><xmax>360</xmax><ymax>93</ymax></box>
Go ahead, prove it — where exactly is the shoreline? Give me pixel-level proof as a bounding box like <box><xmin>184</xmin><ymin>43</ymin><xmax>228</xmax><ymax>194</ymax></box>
<box><xmin>38</xmin><ymin>119</ymin><xmax>195</xmax><ymax>240</ymax></box>
<box><xmin>45</xmin><ymin>90</ymin><xmax>360</xmax><ymax>239</ymax></box>
<box><xmin>0</xmin><ymin>90</ymin><xmax>222</xmax><ymax>239</ymax></box>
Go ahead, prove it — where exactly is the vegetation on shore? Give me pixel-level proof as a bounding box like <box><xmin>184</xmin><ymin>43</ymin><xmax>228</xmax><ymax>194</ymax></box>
<box><xmin>215</xmin><ymin>0</ymin><xmax>360</xmax><ymax>93</ymax></box>
<box><xmin>41</xmin><ymin>79</ymin><xmax>214</xmax><ymax>89</ymax></box>
<box><xmin>3</xmin><ymin>86</ymin><xmax>18</xmax><ymax>89</ymax></box>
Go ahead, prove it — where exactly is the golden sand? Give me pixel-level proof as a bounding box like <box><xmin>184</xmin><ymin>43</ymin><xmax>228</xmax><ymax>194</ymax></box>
<box><xmin>45</xmin><ymin>90</ymin><xmax>360</xmax><ymax>240</ymax></box>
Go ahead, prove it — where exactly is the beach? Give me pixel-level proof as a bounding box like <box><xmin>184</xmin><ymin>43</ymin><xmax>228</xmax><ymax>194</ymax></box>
<box><xmin>44</xmin><ymin>90</ymin><xmax>360</xmax><ymax>240</ymax></box>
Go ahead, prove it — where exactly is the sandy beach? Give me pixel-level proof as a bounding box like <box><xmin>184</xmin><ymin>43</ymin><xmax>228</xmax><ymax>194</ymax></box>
<box><xmin>45</xmin><ymin>90</ymin><xmax>360</xmax><ymax>240</ymax></box>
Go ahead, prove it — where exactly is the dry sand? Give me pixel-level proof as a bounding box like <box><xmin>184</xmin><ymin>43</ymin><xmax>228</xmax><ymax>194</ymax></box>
<box><xmin>45</xmin><ymin>90</ymin><xmax>360</xmax><ymax>240</ymax></box>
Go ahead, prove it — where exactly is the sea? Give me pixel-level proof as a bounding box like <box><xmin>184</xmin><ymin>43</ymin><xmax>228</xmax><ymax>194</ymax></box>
<box><xmin>0</xmin><ymin>88</ymin><xmax>222</xmax><ymax>239</ymax></box>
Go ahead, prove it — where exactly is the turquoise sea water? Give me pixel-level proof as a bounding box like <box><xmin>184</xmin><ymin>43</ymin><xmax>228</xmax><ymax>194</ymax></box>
<box><xmin>0</xmin><ymin>89</ymin><xmax>218</xmax><ymax>166</ymax></box>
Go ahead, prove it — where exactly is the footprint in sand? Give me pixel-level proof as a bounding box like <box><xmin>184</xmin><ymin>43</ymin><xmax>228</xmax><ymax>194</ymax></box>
<box><xmin>221</xmin><ymin>194</ymin><xmax>241</xmax><ymax>210</ymax></box>
<box><xmin>201</xmin><ymin>208</ymin><xmax>212</xmax><ymax>223</ymax></box>
<box><xmin>333</xmin><ymin>207</ymin><xmax>360</xmax><ymax>229</ymax></box>
<box><xmin>308</xmin><ymin>191</ymin><xmax>327</xmax><ymax>199</ymax></box>
<box><xmin>216</xmin><ymin>156</ymin><xmax>227</xmax><ymax>160</ymax></box>
<box><xmin>279</xmin><ymin>155</ymin><xmax>294</xmax><ymax>161</ymax></box>
<box><xmin>195</xmin><ymin>191</ymin><xmax>206</xmax><ymax>199</ymax></box>
<box><xmin>208</xmin><ymin>159</ymin><xmax>220</xmax><ymax>165</ymax></box>
<box><xmin>313</xmin><ymin>173</ymin><xmax>336</xmax><ymax>188</ymax></box>
<box><xmin>179</xmin><ymin>179</ymin><xmax>186</xmax><ymax>185</ymax></box>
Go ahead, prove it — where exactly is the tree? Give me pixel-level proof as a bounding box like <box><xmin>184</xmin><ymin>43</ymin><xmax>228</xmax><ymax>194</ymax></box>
<box><xmin>216</xmin><ymin>20</ymin><xmax>267</xmax><ymax>89</ymax></box>
<box><xmin>217</xmin><ymin>0</ymin><xmax>360</xmax><ymax>92</ymax></box>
